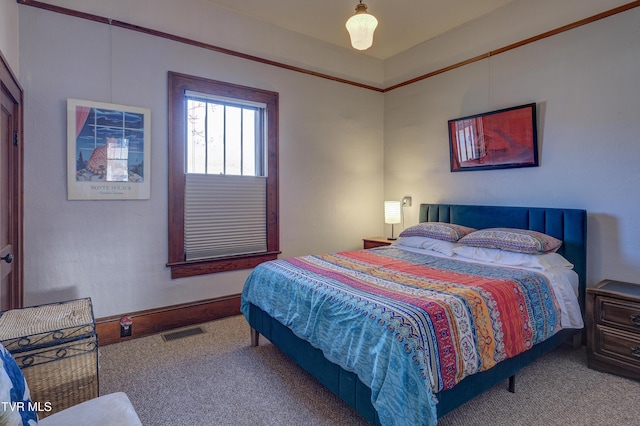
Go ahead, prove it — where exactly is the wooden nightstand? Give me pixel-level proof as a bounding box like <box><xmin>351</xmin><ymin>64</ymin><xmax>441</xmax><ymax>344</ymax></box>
<box><xmin>362</xmin><ymin>237</ymin><xmax>394</xmax><ymax>249</ymax></box>
<box><xmin>586</xmin><ymin>279</ymin><xmax>640</xmax><ymax>380</ymax></box>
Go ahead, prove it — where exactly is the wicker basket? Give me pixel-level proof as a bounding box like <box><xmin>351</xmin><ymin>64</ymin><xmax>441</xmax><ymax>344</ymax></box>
<box><xmin>0</xmin><ymin>298</ymin><xmax>98</xmax><ymax>418</ymax></box>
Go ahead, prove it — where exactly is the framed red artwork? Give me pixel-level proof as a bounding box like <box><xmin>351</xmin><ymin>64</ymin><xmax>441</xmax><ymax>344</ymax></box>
<box><xmin>448</xmin><ymin>103</ymin><xmax>538</xmax><ymax>172</ymax></box>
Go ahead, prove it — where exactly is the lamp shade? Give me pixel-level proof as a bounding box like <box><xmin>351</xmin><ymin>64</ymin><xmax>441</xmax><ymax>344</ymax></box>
<box><xmin>384</xmin><ymin>201</ymin><xmax>402</xmax><ymax>225</ymax></box>
<box><xmin>346</xmin><ymin>2</ymin><xmax>378</xmax><ymax>50</ymax></box>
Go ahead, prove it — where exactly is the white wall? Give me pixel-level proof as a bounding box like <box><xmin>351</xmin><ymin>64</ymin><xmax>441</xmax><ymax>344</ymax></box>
<box><xmin>383</xmin><ymin>0</ymin><xmax>633</xmax><ymax>87</ymax></box>
<box><xmin>384</xmin><ymin>8</ymin><xmax>640</xmax><ymax>286</ymax></box>
<box><xmin>0</xmin><ymin>0</ymin><xmax>19</xmax><ymax>73</ymax></box>
<box><xmin>17</xmin><ymin>0</ymin><xmax>385</xmax><ymax>88</ymax></box>
<box><xmin>19</xmin><ymin>7</ymin><xmax>384</xmax><ymax>317</ymax></box>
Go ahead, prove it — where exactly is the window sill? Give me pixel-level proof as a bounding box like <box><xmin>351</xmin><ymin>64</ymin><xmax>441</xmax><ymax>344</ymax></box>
<box><xmin>167</xmin><ymin>251</ymin><xmax>280</xmax><ymax>279</ymax></box>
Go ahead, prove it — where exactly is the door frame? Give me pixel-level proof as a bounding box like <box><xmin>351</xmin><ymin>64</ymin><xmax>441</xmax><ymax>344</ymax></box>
<box><xmin>1</xmin><ymin>51</ymin><xmax>24</xmax><ymax>309</ymax></box>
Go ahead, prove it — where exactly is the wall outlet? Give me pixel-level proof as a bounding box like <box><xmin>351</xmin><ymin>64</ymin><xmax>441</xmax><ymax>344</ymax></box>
<box><xmin>120</xmin><ymin>316</ymin><xmax>132</xmax><ymax>337</ymax></box>
<box><xmin>120</xmin><ymin>324</ymin><xmax>132</xmax><ymax>337</ymax></box>
<box><xmin>402</xmin><ymin>196</ymin><xmax>412</xmax><ymax>207</ymax></box>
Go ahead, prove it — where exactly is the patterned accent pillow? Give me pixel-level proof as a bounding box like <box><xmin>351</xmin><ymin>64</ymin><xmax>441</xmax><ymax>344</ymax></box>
<box><xmin>0</xmin><ymin>343</ymin><xmax>38</xmax><ymax>425</ymax></box>
<box><xmin>459</xmin><ymin>228</ymin><xmax>562</xmax><ymax>254</ymax></box>
<box><xmin>399</xmin><ymin>222</ymin><xmax>476</xmax><ymax>242</ymax></box>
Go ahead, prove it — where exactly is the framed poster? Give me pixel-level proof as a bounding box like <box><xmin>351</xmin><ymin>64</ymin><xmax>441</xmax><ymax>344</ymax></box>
<box><xmin>448</xmin><ymin>103</ymin><xmax>538</xmax><ymax>172</ymax></box>
<box><xmin>67</xmin><ymin>99</ymin><xmax>150</xmax><ymax>200</ymax></box>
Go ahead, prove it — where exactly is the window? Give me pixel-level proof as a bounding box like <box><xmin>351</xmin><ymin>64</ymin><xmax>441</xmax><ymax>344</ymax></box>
<box><xmin>167</xmin><ymin>72</ymin><xmax>279</xmax><ymax>279</ymax></box>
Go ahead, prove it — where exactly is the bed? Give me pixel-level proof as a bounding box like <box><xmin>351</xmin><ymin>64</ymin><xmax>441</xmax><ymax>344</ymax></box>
<box><xmin>241</xmin><ymin>203</ymin><xmax>587</xmax><ymax>425</ymax></box>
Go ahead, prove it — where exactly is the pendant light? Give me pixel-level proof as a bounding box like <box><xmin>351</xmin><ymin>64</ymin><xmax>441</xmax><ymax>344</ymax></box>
<box><xmin>346</xmin><ymin>1</ymin><xmax>378</xmax><ymax>51</ymax></box>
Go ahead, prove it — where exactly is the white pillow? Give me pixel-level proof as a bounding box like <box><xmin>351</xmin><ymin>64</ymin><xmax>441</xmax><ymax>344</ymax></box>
<box><xmin>394</xmin><ymin>236</ymin><xmax>458</xmax><ymax>257</ymax></box>
<box><xmin>452</xmin><ymin>245</ymin><xmax>573</xmax><ymax>270</ymax></box>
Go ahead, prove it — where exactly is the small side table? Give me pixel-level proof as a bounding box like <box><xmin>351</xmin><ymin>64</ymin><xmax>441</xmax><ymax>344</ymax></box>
<box><xmin>363</xmin><ymin>237</ymin><xmax>394</xmax><ymax>249</ymax></box>
<box><xmin>586</xmin><ymin>279</ymin><xmax>640</xmax><ymax>380</ymax></box>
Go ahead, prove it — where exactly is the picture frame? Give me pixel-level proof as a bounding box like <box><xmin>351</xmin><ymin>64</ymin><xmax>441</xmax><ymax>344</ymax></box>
<box><xmin>448</xmin><ymin>103</ymin><xmax>538</xmax><ymax>172</ymax></box>
<box><xmin>67</xmin><ymin>99</ymin><xmax>151</xmax><ymax>200</ymax></box>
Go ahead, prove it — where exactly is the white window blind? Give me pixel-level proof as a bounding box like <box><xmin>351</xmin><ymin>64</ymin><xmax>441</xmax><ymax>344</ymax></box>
<box><xmin>184</xmin><ymin>174</ymin><xmax>267</xmax><ymax>261</ymax></box>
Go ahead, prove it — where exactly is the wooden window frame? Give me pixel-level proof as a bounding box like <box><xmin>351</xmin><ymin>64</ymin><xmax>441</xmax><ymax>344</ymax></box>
<box><xmin>167</xmin><ymin>72</ymin><xmax>279</xmax><ymax>279</ymax></box>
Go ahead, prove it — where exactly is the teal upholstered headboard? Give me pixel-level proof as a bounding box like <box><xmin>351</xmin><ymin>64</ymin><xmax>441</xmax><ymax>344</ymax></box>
<box><xmin>418</xmin><ymin>204</ymin><xmax>588</xmax><ymax>313</ymax></box>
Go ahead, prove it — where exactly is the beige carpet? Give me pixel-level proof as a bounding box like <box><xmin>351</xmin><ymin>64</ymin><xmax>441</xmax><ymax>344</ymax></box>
<box><xmin>98</xmin><ymin>315</ymin><xmax>640</xmax><ymax>425</ymax></box>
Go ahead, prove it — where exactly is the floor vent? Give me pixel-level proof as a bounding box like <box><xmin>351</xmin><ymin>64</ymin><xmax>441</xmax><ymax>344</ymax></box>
<box><xmin>161</xmin><ymin>327</ymin><xmax>205</xmax><ymax>342</ymax></box>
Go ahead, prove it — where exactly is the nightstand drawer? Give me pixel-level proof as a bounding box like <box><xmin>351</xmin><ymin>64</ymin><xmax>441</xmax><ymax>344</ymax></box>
<box><xmin>587</xmin><ymin>279</ymin><xmax>640</xmax><ymax>380</ymax></box>
<box><xmin>592</xmin><ymin>325</ymin><xmax>640</xmax><ymax>375</ymax></box>
<box><xmin>597</xmin><ymin>296</ymin><xmax>640</xmax><ymax>333</ymax></box>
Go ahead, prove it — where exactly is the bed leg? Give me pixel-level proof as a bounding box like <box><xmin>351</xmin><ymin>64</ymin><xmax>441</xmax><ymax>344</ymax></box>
<box><xmin>572</xmin><ymin>332</ymin><xmax>582</xmax><ymax>349</ymax></box>
<box><xmin>508</xmin><ymin>375</ymin><xmax>515</xmax><ymax>393</ymax></box>
<box><xmin>250</xmin><ymin>327</ymin><xmax>260</xmax><ymax>347</ymax></box>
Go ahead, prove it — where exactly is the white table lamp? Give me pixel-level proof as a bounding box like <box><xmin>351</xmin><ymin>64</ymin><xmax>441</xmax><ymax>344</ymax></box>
<box><xmin>384</xmin><ymin>201</ymin><xmax>402</xmax><ymax>240</ymax></box>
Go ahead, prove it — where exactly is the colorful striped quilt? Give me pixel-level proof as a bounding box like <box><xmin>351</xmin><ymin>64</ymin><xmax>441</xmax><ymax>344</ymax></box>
<box><xmin>241</xmin><ymin>246</ymin><xmax>562</xmax><ymax>426</ymax></box>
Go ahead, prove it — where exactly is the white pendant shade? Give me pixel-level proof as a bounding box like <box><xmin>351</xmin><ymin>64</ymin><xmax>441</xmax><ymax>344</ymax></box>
<box><xmin>346</xmin><ymin>3</ymin><xmax>378</xmax><ymax>51</ymax></box>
